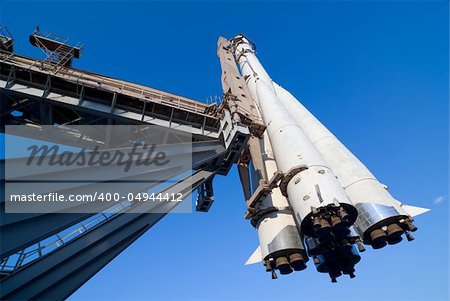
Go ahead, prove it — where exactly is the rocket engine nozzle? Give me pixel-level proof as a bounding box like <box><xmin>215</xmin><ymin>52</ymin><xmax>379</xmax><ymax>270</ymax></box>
<box><xmin>305</xmin><ymin>221</ymin><xmax>363</xmax><ymax>282</ymax></box>
<box><xmin>264</xmin><ymin>250</ymin><xmax>308</xmax><ymax>278</ymax></box>
<box><xmin>307</xmin><ymin>204</ymin><xmax>357</xmax><ymax>239</ymax></box>
<box><xmin>365</xmin><ymin>219</ymin><xmax>417</xmax><ymax>249</ymax></box>
<box><xmin>311</xmin><ymin>246</ymin><xmax>361</xmax><ymax>283</ymax></box>
<box><xmin>354</xmin><ymin>203</ymin><xmax>418</xmax><ymax>249</ymax></box>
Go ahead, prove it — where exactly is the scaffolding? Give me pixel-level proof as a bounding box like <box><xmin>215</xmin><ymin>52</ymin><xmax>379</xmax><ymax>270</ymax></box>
<box><xmin>29</xmin><ymin>26</ymin><xmax>83</xmax><ymax>74</ymax></box>
<box><xmin>0</xmin><ymin>25</ymin><xmax>14</xmax><ymax>52</ymax></box>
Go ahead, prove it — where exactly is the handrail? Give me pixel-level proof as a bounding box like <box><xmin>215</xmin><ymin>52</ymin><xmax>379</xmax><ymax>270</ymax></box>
<box><xmin>0</xmin><ymin>51</ymin><xmax>216</xmax><ymax>117</ymax></box>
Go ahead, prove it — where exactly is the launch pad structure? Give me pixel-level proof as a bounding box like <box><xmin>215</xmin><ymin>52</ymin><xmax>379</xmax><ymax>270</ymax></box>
<box><xmin>0</xmin><ymin>27</ymin><xmax>429</xmax><ymax>300</ymax></box>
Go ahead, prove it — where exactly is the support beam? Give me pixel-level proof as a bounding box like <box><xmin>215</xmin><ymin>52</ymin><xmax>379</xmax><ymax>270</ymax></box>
<box><xmin>0</xmin><ymin>170</ymin><xmax>213</xmax><ymax>300</ymax></box>
<box><xmin>1</xmin><ymin>140</ymin><xmax>227</xmax><ymax>258</ymax></box>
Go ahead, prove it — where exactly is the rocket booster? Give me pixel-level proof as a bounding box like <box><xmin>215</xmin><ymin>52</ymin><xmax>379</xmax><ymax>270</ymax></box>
<box><xmin>272</xmin><ymin>82</ymin><xmax>427</xmax><ymax>248</ymax></box>
<box><xmin>247</xmin><ymin>131</ymin><xmax>308</xmax><ymax>277</ymax></box>
<box><xmin>216</xmin><ymin>36</ymin><xmax>307</xmax><ymax>278</ymax></box>
<box><xmin>231</xmin><ymin>35</ymin><xmax>362</xmax><ymax>281</ymax></box>
<box><xmin>221</xmin><ymin>34</ymin><xmax>428</xmax><ymax>282</ymax></box>
<box><xmin>232</xmin><ymin>35</ymin><xmax>357</xmax><ymax>236</ymax></box>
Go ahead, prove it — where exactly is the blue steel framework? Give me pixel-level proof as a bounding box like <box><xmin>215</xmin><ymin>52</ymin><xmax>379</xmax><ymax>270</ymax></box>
<box><xmin>0</xmin><ymin>28</ymin><xmax>251</xmax><ymax>300</ymax></box>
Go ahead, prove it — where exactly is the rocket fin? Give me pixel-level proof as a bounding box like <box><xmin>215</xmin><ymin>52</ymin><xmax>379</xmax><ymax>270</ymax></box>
<box><xmin>245</xmin><ymin>246</ymin><xmax>262</xmax><ymax>265</ymax></box>
<box><xmin>395</xmin><ymin>200</ymin><xmax>430</xmax><ymax>217</ymax></box>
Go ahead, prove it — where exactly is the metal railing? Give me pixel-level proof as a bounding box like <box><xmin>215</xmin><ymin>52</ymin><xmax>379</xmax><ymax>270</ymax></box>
<box><xmin>0</xmin><ymin>51</ymin><xmax>216</xmax><ymax>116</ymax></box>
<box><xmin>0</xmin><ymin>201</ymin><xmax>131</xmax><ymax>275</ymax></box>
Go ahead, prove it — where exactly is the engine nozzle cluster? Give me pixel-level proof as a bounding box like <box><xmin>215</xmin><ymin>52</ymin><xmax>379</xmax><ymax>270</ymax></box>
<box><xmin>367</xmin><ymin>218</ymin><xmax>417</xmax><ymax>249</ymax></box>
<box><xmin>306</xmin><ymin>205</ymin><xmax>362</xmax><ymax>282</ymax></box>
<box><xmin>264</xmin><ymin>251</ymin><xmax>308</xmax><ymax>279</ymax></box>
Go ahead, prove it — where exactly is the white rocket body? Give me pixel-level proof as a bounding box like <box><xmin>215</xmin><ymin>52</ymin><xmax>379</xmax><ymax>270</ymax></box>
<box><xmin>235</xmin><ymin>39</ymin><xmax>357</xmax><ymax>236</ymax></box>
<box><xmin>272</xmin><ymin>82</ymin><xmax>429</xmax><ymax>244</ymax></box>
<box><xmin>242</xmin><ymin>77</ymin><xmax>307</xmax><ymax>273</ymax></box>
<box><xmin>229</xmin><ymin>34</ymin><xmax>427</xmax><ymax>280</ymax></box>
<box><xmin>246</xmin><ymin>131</ymin><xmax>307</xmax><ymax>275</ymax></box>
<box><xmin>217</xmin><ymin>37</ymin><xmax>307</xmax><ymax>269</ymax></box>
<box><xmin>272</xmin><ymin>82</ymin><xmax>403</xmax><ymax>208</ymax></box>
<box><xmin>255</xmin><ymin>133</ymin><xmax>302</xmax><ymax>257</ymax></box>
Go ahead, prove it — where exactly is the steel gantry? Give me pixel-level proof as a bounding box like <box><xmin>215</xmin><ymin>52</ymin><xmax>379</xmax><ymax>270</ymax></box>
<box><xmin>0</xmin><ymin>28</ymin><xmax>253</xmax><ymax>300</ymax></box>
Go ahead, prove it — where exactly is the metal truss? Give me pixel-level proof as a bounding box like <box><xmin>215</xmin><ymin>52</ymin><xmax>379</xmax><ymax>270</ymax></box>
<box><xmin>0</xmin><ymin>43</ymin><xmax>251</xmax><ymax>299</ymax></box>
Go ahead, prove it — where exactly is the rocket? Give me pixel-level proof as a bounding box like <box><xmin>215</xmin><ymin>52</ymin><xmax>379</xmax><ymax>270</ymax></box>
<box><xmin>245</xmin><ymin>131</ymin><xmax>308</xmax><ymax>277</ymax></box>
<box><xmin>219</xmin><ymin>34</ymin><xmax>429</xmax><ymax>282</ymax></box>
<box><xmin>229</xmin><ymin>35</ymin><xmax>361</xmax><ymax>281</ymax></box>
<box><xmin>272</xmin><ymin>82</ymin><xmax>429</xmax><ymax>248</ymax></box>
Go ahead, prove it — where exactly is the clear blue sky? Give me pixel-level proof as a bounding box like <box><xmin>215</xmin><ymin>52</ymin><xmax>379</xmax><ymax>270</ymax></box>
<box><xmin>1</xmin><ymin>1</ymin><xmax>448</xmax><ymax>300</ymax></box>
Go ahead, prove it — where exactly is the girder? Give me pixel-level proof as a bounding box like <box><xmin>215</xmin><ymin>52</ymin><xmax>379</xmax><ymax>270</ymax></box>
<box><xmin>0</xmin><ymin>50</ymin><xmax>221</xmax><ymax>139</ymax></box>
<box><xmin>0</xmin><ymin>170</ymin><xmax>214</xmax><ymax>300</ymax></box>
<box><xmin>0</xmin><ymin>36</ymin><xmax>251</xmax><ymax>300</ymax></box>
<box><xmin>0</xmin><ymin>139</ymin><xmax>226</xmax><ymax>258</ymax></box>
<box><xmin>0</xmin><ymin>81</ymin><xmax>220</xmax><ymax>139</ymax></box>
